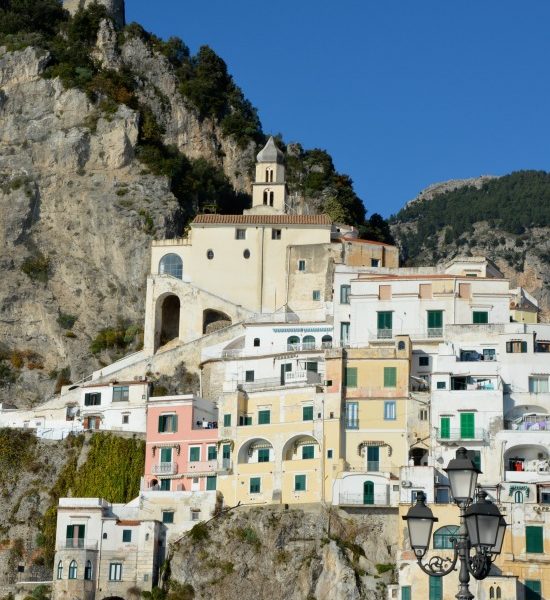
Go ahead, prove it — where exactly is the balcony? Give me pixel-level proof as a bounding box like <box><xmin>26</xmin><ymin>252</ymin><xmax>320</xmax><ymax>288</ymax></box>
<box><xmin>435</xmin><ymin>428</ymin><xmax>488</xmax><ymax>442</ymax></box>
<box><xmin>184</xmin><ymin>459</ymin><xmax>218</xmax><ymax>474</ymax></box>
<box><xmin>377</xmin><ymin>329</ymin><xmax>392</xmax><ymax>340</ymax></box>
<box><xmin>62</xmin><ymin>539</ymin><xmax>98</xmax><ymax>550</ymax></box>
<box><xmin>427</xmin><ymin>327</ymin><xmax>443</xmax><ymax>338</ymax></box>
<box><xmin>505</xmin><ymin>414</ymin><xmax>550</xmax><ymax>431</ymax></box>
<box><xmin>238</xmin><ymin>371</ymin><xmax>321</xmax><ymax>392</ymax></box>
<box><xmin>338</xmin><ymin>491</ymin><xmax>388</xmax><ymax>506</ymax></box>
<box><xmin>367</xmin><ymin>460</ymin><xmax>380</xmax><ymax>472</ymax></box>
<box><xmin>345</xmin><ymin>420</ymin><xmax>359</xmax><ymax>430</ymax></box>
<box><xmin>152</xmin><ymin>462</ymin><xmax>178</xmax><ymax>475</ymax></box>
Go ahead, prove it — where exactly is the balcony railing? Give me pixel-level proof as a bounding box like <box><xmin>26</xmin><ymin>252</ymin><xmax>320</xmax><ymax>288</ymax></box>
<box><xmin>339</xmin><ymin>492</ymin><xmax>388</xmax><ymax>506</ymax></box>
<box><xmin>62</xmin><ymin>539</ymin><xmax>98</xmax><ymax>550</ymax></box>
<box><xmin>427</xmin><ymin>327</ymin><xmax>443</xmax><ymax>338</ymax></box>
<box><xmin>367</xmin><ymin>461</ymin><xmax>380</xmax><ymax>472</ymax></box>
<box><xmin>377</xmin><ymin>329</ymin><xmax>392</xmax><ymax>339</ymax></box>
<box><xmin>238</xmin><ymin>371</ymin><xmax>321</xmax><ymax>392</ymax></box>
<box><xmin>505</xmin><ymin>415</ymin><xmax>550</xmax><ymax>431</ymax></box>
<box><xmin>345</xmin><ymin>420</ymin><xmax>359</xmax><ymax>430</ymax></box>
<box><xmin>435</xmin><ymin>428</ymin><xmax>488</xmax><ymax>442</ymax></box>
<box><xmin>152</xmin><ymin>462</ymin><xmax>178</xmax><ymax>475</ymax></box>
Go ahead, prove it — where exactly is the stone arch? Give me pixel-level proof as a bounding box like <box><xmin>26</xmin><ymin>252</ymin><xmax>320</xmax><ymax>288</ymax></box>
<box><xmin>282</xmin><ymin>434</ymin><xmax>319</xmax><ymax>461</ymax></box>
<box><xmin>155</xmin><ymin>294</ymin><xmax>181</xmax><ymax>351</ymax></box>
<box><xmin>203</xmin><ymin>309</ymin><xmax>232</xmax><ymax>334</ymax></box>
<box><xmin>237</xmin><ymin>438</ymin><xmax>274</xmax><ymax>464</ymax></box>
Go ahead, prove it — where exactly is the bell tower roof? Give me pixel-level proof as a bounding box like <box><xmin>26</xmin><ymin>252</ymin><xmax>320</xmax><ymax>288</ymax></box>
<box><xmin>256</xmin><ymin>136</ymin><xmax>284</xmax><ymax>164</ymax></box>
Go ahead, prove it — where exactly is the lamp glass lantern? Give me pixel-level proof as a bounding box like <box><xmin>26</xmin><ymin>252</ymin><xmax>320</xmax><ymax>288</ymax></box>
<box><xmin>464</xmin><ymin>491</ymin><xmax>501</xmax><ymax>550</ymax></box>
<box><xmin>492</xmin><ymin>517</ymin><xmax>507</xmax><ymax>555</ymax></box>
<box><xmin>444</xmin><ymin>447</ymin><xmax>480</xmax><ymax>504</ymax></box>
<box><xmin>402</xmin><ymin>492</ymin><xmax>439</xmax><ymax>558</ymax></box>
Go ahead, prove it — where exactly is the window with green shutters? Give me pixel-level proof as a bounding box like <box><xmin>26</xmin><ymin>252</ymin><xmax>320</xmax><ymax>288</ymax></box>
<box><xmin>258</xmin><ymin>448</ymin><xmax>270</xmax><ymax>463</ymax></box>
<box><xmin>258</xmin><ymin>410</ymin><xmax>271</xmax><ymax>424</ymax></box>
<box><xmin>302</xmin><ymin>405</ymin><xmax>313</xmax><ymax>421</ymax></box>
<box><xmin>294</xmin><ymin>474</ymin><xmax>306</xmax><ymax>491</ymax></box>
<box><xmin>223</xmin><ymin>414</ymin><xmax>231</xmax><ymax>427</ymax></box>
<box><xmin>473</xmin><ymin>311</ymin><xmax>489</xmax><ymax>324</ymax></box>
<box><xmin>122</xmin><ymin>529</ymin><xmax>132</xmax><ymax>543</ymax></box>
<box><xmin>302</xmin><ymin>445</ymin><xmax>314</xmax><ymax>459</ymax></box>
<box><xmin>377</xmin><ymin>311</ymin><xmax>392</xmax><ymax>331</ymax></box>
<box><xmin>344</xmin><ymin>367</ymin><xmax>358</xmax><ymax>388</ymax></box>
<box><xmin>384</xmin><ymin>367</ymin><xmax>397</xmax><ymax>388</ymax></box>
<box><xmin>525</xmin><ymin>580</ymin><xmax>542</xmax><ymax>600</ymax></box>
<box><xmin>468</xmin><ymin>450</ymin><xmax>481</xmax><ymax>471</ymax></box>
<box><xmin>427</xmin><ymin>310</ymin><xmax>443</xmax><ymax>337</ymax></box>
<box><xmin>207</xmin><ymin>446</ymin><xmax>217</xmax><ymax>461</ymax></box>
<box><xmin>440</xmin><ymin>417</ymin><xmax>450</xmax><ymax>439</ymax></box>
<box><xmin>160</xmin><ymin>479</ymin><xmax>170</xmax><ymax>491</ymax></box>
<box><xmin>189</xmin><ymin>446</ymin><xmax>200</xmax><ymax>462</ymax></box>
<box><xmin>250</xmin><ymin>477</ymin><xmax>261</xmax><ymax>494</ymax></box>
<box><xmin>460</xmin><ymin>412</ymin><xmax>475</xmax><ymax>439</ymax></box>
<box><xmin>401</xmin><ymin>586</ymin><xmax>411</xmax><ymax>600</ymax></box>
<box><xmin>160</xmin><ymin>447</ymin><xmax>172</xmax><ymax>463</ymax></box>
<box><xmin>340</xmin><ymin>284</ymin><xmax>351</xmax><ymax>304</ymax></box>
<box><xmin>429</xmin><ymin>575</ymin><xmax>442</xmax><ymax>600</ymax></box>
<box><xmin>206</xmin><ymin>476</ymin><xmax>217</xmax><ymax>491</ymax></box>
<box><xmin>222</xmin><ymin>444</ymin><xmax>230</xmax><ymax>460</ymax></box>
<box><xmin>158</xmin><ymin>414</ymin><xmax>178</xmax><ymax>433</ymax></box>
<box><xmin>526</xmin><ymin>526</ymin><xmax>544</xmax><ymax>553</ymax></box>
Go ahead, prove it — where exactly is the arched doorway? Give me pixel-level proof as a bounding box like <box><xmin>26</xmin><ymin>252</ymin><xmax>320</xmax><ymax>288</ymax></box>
<box><xmin>159</xmin><ymin>295</ymin><xmax>180</xmax><ymax>347</ymax></box>
<box><xmin>363</xmin><ymin>480</ymin><xmax>374</xmax><ymax>504</ymax></box>
<box><xmin>203</xmin><ymin>309</ymin><xmax>232</xmax><ymax>334</ymax></box>
<box><xmin>409</xmin><ymin>447</ymin><xmax>429</xmax><ymax>466</ymax></box>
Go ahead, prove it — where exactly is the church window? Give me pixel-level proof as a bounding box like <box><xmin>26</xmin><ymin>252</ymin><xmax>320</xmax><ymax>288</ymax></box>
<box><xmin>269</xmin><ymin>191</ymin><xmax>274</xmax><ymax>206</ymax></box>
<box><xmin>243</xmin><ymin>249</ymin><xmax>251</xmax><ymax>259</ymax></box>
<box><xmin>159</xmin><ymin>253</ymin><xmax>183</xmax><ymax>279</ymax></box>
<box><xmin>235</xmin><ymin>229</ymin><xmax>246</xmax><ymax>240</ymax></box>
<box><xmin>206</xmin><ymin>249</ymin><xmax>214</xmax><ymax>260</ymax></box>
<box><xmin>263</xmin><ymin>190</ymin><xmax>268</xmax><ymax>205</ymax></box>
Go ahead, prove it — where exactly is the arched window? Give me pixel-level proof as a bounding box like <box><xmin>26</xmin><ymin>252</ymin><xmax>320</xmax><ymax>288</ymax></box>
<box><xmin>57</xmin><ymin>561</ymin><xmax>63</xmax><ymax>580</ymax></box>
<box><xmin>514</xmin><ymin>490</ymin><xmax>524</xmax><ymax>503</ymax></box>
<box><xmin>398</xmin><ymin>341</ymin><xmax>406</xmax><ymax>350</ymax></box>
<box><xmin>496</xmin><ymin>587</ymin><xmax>501</xmax><ymax>599</ymax></box>
<box><xmin>433</xmin><ymin>525</ymin><xmax>459</xmax><ymax>549</ymax></box>
<box><xmin>321</xmin><ymin>335</ymin><xmax>333</xmax><ymax>349</ymax></box>
<box><xmin>287</xmin><ymin>335</ymin><xmax>300</xmax><ymax>350</ymax></box>
<box><xmin>253</xmin><ymin>338</ymin><xmax>260</xmax><ymax>347</ymax></box>
<box><xmin>84</xmin><ymin>560</ymin><xmax>92</xmax><ymax>580</ymax></box>
<box><xmin>269</xmin><ymin>191</ymin><xmax>274</xmax><ymax>206</ymax></box>
<box><xmin>68</xmin><ymin>560</ymin><xmax>78</xmax><ymax>580</ymax></box>
<box><xmin>302</xmin><ymin>335</ymin><xmax>316</xmax><ymax>349</ymax></box>
<box><xmin>159</xmin><ymin>253</ymin><xmax>183</xmax><ymax>279</ymax></box>
<box><xmin>263</xmin><ymin>190</ymin><xmax>268</xmax><ymax>205</ymax></box>
<box><xmin>490</xmin><ymin>587</ymin><xmax>494</xmax><ymax>599</ymax></box>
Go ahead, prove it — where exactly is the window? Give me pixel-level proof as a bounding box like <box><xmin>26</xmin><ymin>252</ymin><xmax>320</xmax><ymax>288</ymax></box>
<box><xmin>258</xmin><ymin>448</ymin><xmax>270</xmax><ymax>463</ymax></box>
<box><xmin>344</xmin><ymin>367</ymin><xmax>358</xmax><ymax>388</ymax></box>
<box><xmin>419</xmin><ymin>409</ymin><xmax>428</xmax><ymax>421</ymax></box>
<box><xmin>287</xmin><ymin>335</ymin><xmax>300</xmax><ymax>350</ymax></box>
<box><xmin>433</xmin><ymin>525</ymin><xmax>459</xmax><ymax>549</ymax></box>
<box><xmin>109</xmin><ymin>562</ymin><xmax>122</xmax><ymax>581</ymax></box>
<box><xmin>384</xmin><ymin>367</ymin><xmax>397</xmax><ymax>388</ymax></box>
<box><xmin>158</xmin><ymin>414</ymin><xmax>178</xmax><ymax>433</ymax></box>
<box><xmin>191</xmin><ymin>510</ymin><xmax>201</xmax><ymax>521</ymax></box>
<box><xmin>435</xmin><ymin>487</ymin><xmax>450</xmax><ymax>504</ymax></box>
<box><xmin>526</xmin><ymin>526</ymin><xmax>544</xmax><ymax>553</ymax></box>
<box><xmin>160</xmin><ymin>447</ymin><xmax>172</xmax><ymax>464</ymax></box>
<box><xmin>345</xmin><ymin>402</ymin><xmax>358</xmax><ymax>429</ymax></box>
<box><xmin>206</xmin><ymin>249</ymin><xmax>214</xmax><ymax>260</ymax></box>
<box><xmin>514</xmin><ymin>490</ymin><xmax>524</xmax><ymax>503</ymax></box>
<box><xmin>160</xmin><ymin>479</ymin><xmax>170</xmax><ymax>491</ymax></box>
<box><xmin>253</xmin><ymin>337</ymin><xmax>260</xmax><ymax>347</ymax></box>
<box><xmin>206</xmin><ymin>476</ymin><xmax>217</xmax><ymax>491</ymax></box>
<box><xmin>529</xmin><ymin>376</ymin><xmax>549</xmax><ymax>394</ymax></box>
<box><xmin>122</xmin><ymin>414</ymin><xmax>129</xmax><ymax>424</ymax></box>
<box><xmin>239</xmin><ymin>415</ymin><xmax>252</xmax><ymax>426</ymax></box>
<box><xmin>377</xmin><ymin>311</ymin><xmax>392</xmax><ymax>337</ymax></box>
<box><xmin>312</xmin><ymin>290</ymin><xmax>321</xmax><ymax>301</ymax></box>
<box><xmin>159</xmin><ymin>253</ymin><xmax>183</xmax><ymax>279</ymax></box>
<box><xmin>245</xmin><ymin>370</ymin><xmax>254</xmax><ymax>382</ymax></box>
<box><xmin>340</xmin><ymin>322</ymin><xmax>350</xmax><ymax>345</ymax></box>
<box><xmin>384</xmin><ymin>401</ymin><xmax>396</xmax><ymax>420</ymax></box>
<box><xmin>327</xmin><ymin>449</ymin><xmax>333</xmax><ymax>459</ymax></box>
<box><xmin>298</xmin><ymin>260</ymin><xmax>306</xmax><ymax>271</ymax></box>
<box><xmin>272</xmin><ymin>229</ymin><xmax>281</xmax><ymax>240</ymax></box>
<box><xmin>243</xmin><ymin>249</ymin><xmax>251</xmax><ymax>259</ymax></box>
<box><xmin>427</xmin><ymin>310</ymin><xmax>443</xmax><ymax>336</ymax></box>
<box><xmin>460</xmin><ymin>413</ymin><xmax>475</xmax><ymax>439</ymax></box>
<box><xmin>507</xmin><ymin>340</ymin><xmax>528</xmax><ymax>353</ymax></box>
<box><xmin>340</xmin><ymin>285</ymin><xmax>351</xmax><ymax>304</ymax></box>
<box><xmin>371</xmin><ymin>258</ymin><xmax>380</xmax><ymax>267</ymax></box>
<box><xmin>366</xmin><ymin>446</ymin><xmax>380</xmax><ymax>471</ymax></box>
<box><xmin>303</xmin><ymin>406</ymin><xmax>313</xmax><ymax>421</ymax></box>
<box><xmin>429</xmin><ymin>575</ymin><xmax>442</xmax><ymax>600</ymax></box>
<box><xmin>112</xmin><ymin>386</ymin><xmax>129</xmax><ymax>402</ymax></box>
<box><xmin>258</xmin><ymin>410</ymin><xmax>271</xmax><ymax>425</ymax></box>
<box><xmin>84</xmin><ymin>392</ymin><xmax>101</xmax><ymax>406</ymax></box>
<box><xmin>473</xmin><ymin>311</ymin><xmax>489</xmax><ymax>324</ymax></box>
<box><xmin>541</xmin><ymin>490</ymin><xmax>550</xmax><ymax>504</ymax></box>
<box><xmin>57</xmin><ymin>561</ymin><xmax>63</xmax><ymax>580</ymax></box>
<box><xmin>525</xmin><ymin>580</ymin><xmax>542</xmax><ymax>600</ymax></box>
<box><xmin>68</xmin><ymin>560</ymin><xmax>77</xmax><ymax>580</ymax></box>
<box><xmin>122</xmin><ymin>529</ymin><xmax>132</xmax><ymax>543</ymax></box>
<box><xmin>223</xmin><ymin>414</ymin><xmax>231</xmax><ymax>427</ymax></box>
<box><xmin>419</xmin><ymin>356</ymin><xmax>429</xmax><ymax>367</ymax></box>
<box><xmin>66</xmin><ymin>524</ymin><xmax>85</xmax><ymax>547</ymax></box>
<box><xmin>235</xmin><ymin>228</ymin><xmax>246</xmax><ymax>240</ymax></box>
<box><xmin>401</xmin><ymin>586</ymin><xmax>411</xmax><ymax>600</ymax></box>
<box><xmin>222</xmin><ymin>444</ymin><xmax>231</xmax><ymax>461</ymax></box>
<box><xmin>440</xmin><ymin>417</ymin><xmax>450</xmax><ymax>439</ymax></box>
<box><xmin>250</xmin><ymin>477</ymin><xmax>261</xmax><ymax>494</ymax></box>
<box><xmin>302</xmin><ymin>445</ymin><xmax>314</xmax><ymax>459</ymax></box>
<box><xmin>305</xmin><ymin>361</ymin><xmax>318</xmax><ymax>372</ymax></box>
<box><xmin>294</xmin><ymin>474</ymin><xmax>306</xmax><ymax>491</ymax></box>
<box><xmin>436</xmin><ymin>381</ymin><xmax>446</xmax><ymax>389</ymax></box>
<box><xmin>189</xmin><ymin>447</ymin><xmax>200</xmax><ymax>462</ymax></box>
<box><xmin>302</xmin><ymin>335</ymin><xmax>315</xmax><ymax>349</ymax></box>
<box><xmin>483</xmin><ymin>348</ymin><xmax>496</xmax><ymax>361</ymax></box>
<box><xmin>207</xmin><ymin>446</ymin><xmax>217</xmax><ymax>460</ymax></box>
<box><xmin>162</xmin><ymin>511</ymin><xmax>174</xmax><ymax>524</ymax></box>
<box><xmin>321</xmin><ymin>335</ymin><xmax>332</xmax><ymax>348</ymax></box>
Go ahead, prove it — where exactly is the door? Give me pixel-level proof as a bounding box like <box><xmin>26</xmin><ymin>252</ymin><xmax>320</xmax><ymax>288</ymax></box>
<box><xmin>340</xmin><ymin>322</ymin><xmax>350</xmax><ymax>346</ymax></box>
<box><xmin>525</xmin><ymin>580</ymin><xmax>541</xmax><ymax>600</ymax></box>
<box><xmin>427</xmin><ymin>310</ymin><xmax>443</xmax><ymax>335</ymax></box>
<box><xmin>191</xmin><ymin>477</ymin><xmax>200</xmax><ymax>491</ymax></box>
<box><xmin>363</xmin><ymin>481</ymin><xmax>374</xmax><ymax>505</ymax></box>
<box><xmin>440</xmin><ymin>417</ymin><xmax>450</xmax><ymax>439</ymax></box>
<box><xmin>377</xmin><ymin>311</ymin><xmax>392</xmax><ymax>336</ymax></box>
<box><xmin>367</xmin><ymin>446</ymin><xmax>379</xmax><ymax>471</ymax></box>
<box><xmin>460</xmin><ymin>413</ymin><xmax>475</xmax><ymax>439</ymax></box>
<box><xmin>280</xmin><ymin>363</ymin><xmax>292</xmax><ymax>385</ymax></box>
<box><xmin>222</xmin><ymin>444</ymin><xmax>231</xmax><ymax>469</ymax></box>
<box><xmin>160</xmin><ymin>447</ymin><xmax>172</xmax><ymax>471</ymax></box>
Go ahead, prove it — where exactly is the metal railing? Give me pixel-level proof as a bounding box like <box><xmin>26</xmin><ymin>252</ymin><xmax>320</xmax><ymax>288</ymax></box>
<box><xmin>152</xmin><ymin>462</ymin><xmax>178</xmax><ymax>475</ymax></box>
<box><xmin>339</xmin><ymin>492</ymin><xmax>388</xmax><ymax>506</ymax></box>
<box><xmin>238</xmin><ymin>371</ymin><xmax>322</xmax><ymax>392</ymax></box>
<box><xmin>435</xmin><ymin>428</ymin><xmax>488</xmax><ymax>442</ymax></box>
<box><xmin>62</xmin><ymin>539</ymin><xmax>98</xmax><ymax>550</ymax></box>
<box><xmin>427</xmin><ymin>327</ymin><xmax>443</xmax><ymax>338</ymax></box>
<box><xmin>377</xmin><ymin>329</ymin><xmax>393</xmax><ymax>339</ymax></box>
<box><xmin>366</xmin><ymin>461</ymin><xmax>380</xmax><ymax>472</ymax></box>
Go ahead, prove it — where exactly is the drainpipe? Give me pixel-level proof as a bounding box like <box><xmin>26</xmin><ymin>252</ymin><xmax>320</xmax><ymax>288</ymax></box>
<box><xmin>96</xmin><ymin>517</ymin><xmax>104</xmax><ymax>593</ymax></box>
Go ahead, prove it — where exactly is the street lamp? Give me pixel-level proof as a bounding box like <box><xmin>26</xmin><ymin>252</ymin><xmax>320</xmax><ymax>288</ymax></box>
<box><xmin>402</xmin><ymin>447</ymin><xmax>507</xmax><ymax>600</ymax></box>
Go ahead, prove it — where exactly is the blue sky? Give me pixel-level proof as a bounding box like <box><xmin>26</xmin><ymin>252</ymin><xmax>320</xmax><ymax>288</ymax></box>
<box><xmin>127</xmin><ymin>1</ymin><xmax>550</xmax><ymax>217</ymax></box>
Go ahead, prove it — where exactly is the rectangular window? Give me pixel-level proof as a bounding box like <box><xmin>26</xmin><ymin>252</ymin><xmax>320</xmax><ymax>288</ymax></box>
<box><xmin>84</xmin><ymin>392</ymin><xmax>101</xmax><ymax>406</ymax></box>
<box><xmin>245</xmin><ymin>370</ymin><xmax>254</xmax><ymax>382</ymax></box>
<box><xmin>440</xmin><ymin>417</ymin><xmax>450</xmax><ymax>439</ymax></box>
<box><xmin>160</xmin><ymin>447</ymin><xmax>172</xmax><ymax>463</ymax></box>
<box><xmin>294</xmin><ymin>474</ymin><xmax>306</xmax><ymax>491</ymax></box>
<box><xmin>112</xmin><ymin>386</ymin><xmax>129</xmax><ymax>402</ymax></box>
<box><xmin>312</xmin><ymin>290</ymin><xmax>321</xmax><ymax>301</ymax></box>
<box><xmin>206</xmin><ymin>476</ymin><xmax>217</xmax><ymax>491</ymax></box>
<box><xmin>436</xmin><ymin>381</ymin><xmax>446</xmax><ymax>390</ymax></box>
<box><xmin>473</xmin><ymin>311</ymin><xmax>489</xmax><ymax>324</ymax></box>
<box><xmin>345</xmin><ymin>402</ymin><xmax>359</xmax><ymax>429</ymax></box>
<box><xmin>250</xmin><ymin>477</ymin><xmax>261</xmax><ymax>494</ymax></box>
<box><xmin>529</xmin><ymin>376</ymin><xmax>549</xmax><ymax>394</ymax></box>
<box><xmin>525</xmin><ymin>580</ymin><xmax>542</xmax><ymax>600</ymax></box>
<box><xmin>340</xmin><ymin>321</ymin><xmax>350</xmax><ymax>345</ymax></box>
<box><xmin>235</xmin><ymin>228</ymin><xmax>246</xmax><ymax>240</ymax></box>
<box><xmin>109</xmin><ymin>563</ymin><xmax>122</xmax><ymax>581</ymax></box>
<box><xmin>460</xmin><ymin>413</ymin><xmax>475</xmax><ymax>439</ymax></box>
<box><xmin>160</xmin><ymin>479</ymin><xmax>170</xmax><ymax>491</ymax></box>
<box><xmin>222</xmin><ymin>444</ymin><xmax>231</xmax><ymax>460</ymax></box>
<box><xmin>297</xmin><ymin>259</ymin><xmax>307</xmax><ymax>272</ymax></box>
<box><xmin>122</xmin><ymin>529</ymin><xmax>132</xmax><ymax>543</ymax></box>
<box><xmin>305</xmin><ymin>361</ymin><xmax>318</xmax><ymax>372</ymax></box>
<box><xmin>377</xmin><ymin>311</ymin><xmax>392</xmax><ymax>338</ymax></box>
<box><xmin>384</xmin><ymin>367</ymin><xmax>397</xmax><ymax>388</ymax></box>
<box><xmin>526</xmin><ymin>526</ymin><xmax>544</xmax><ymax>553</ymax></box>
<box><xmin>258</xmin><ymin>448</ymin><xmax>270</xmax><ymax>463</ymax></box>
<box><xmin>427</xmin><ymin>310</ymin><xmax>443</xmax><ymax>336</ymax></box>
<box><xmin>191</xmin><ymin>510</ymin><xmax>201</xmax><ymax>521</ymax></box>
<box><xmin>258</xmin><ymin>410</ymin><xmax>271</xmax><ymax>424</ymax></box>
<box><xmin>344</xmin><ymin>367</ymin><xmax>358</xmax><ymax>388</ymax></box>
<box><xmin>401</xmin><ymin>586</ymin><xmax>411</xmax><ymax>600</ymax></box>
<box><xmin>384</xmin><ymin>401</ymin><xmax>396</xmax><ymax>420</ymax></box>
<box><xmin>419</xmin><ymin>356</ymin><xmax>429</xmax><ymax>367</ymax></box>
<box><xmin>272</xmin><ymin>228</ymin><xmax>281</xmax><ymax>240</ymax></box>
<box><xmin>189</xmin><ymin>446</ymin><xmax>201</xmax><ymax>462</ymax></box>
<box><xmin>327</xmin><ymin>449</ymin><xmax>333</xmax><ymax>459</ymax></box>
<box><xmin>371</xmin><ymin>258</ymin><xmax>380</xmax><ymax>267</ymax></box>
<box><xmin>419</xmin><ymin>408</ymin><xmax>428</xmax><ymax>421</ymax></box>
<box><xmin>302</xmin><ymin>445</ymin><xmax>314</xmax><ymax>459</ymax></box>
<box><xmin>367</xmin><ymin>446</ymin><xmax>379</xmax><ymax>471</ymax></box>
<box><xmin>223</xmin><ymin>414</ymin><xmax>231</xmax><ymax>427</ymax></box>
<box><xmin>429</xmin><ymin>575</ymin><xmax>442</xmax><ymax>600</ymax></box>
<box><xmin>158</xmin><ymin>414</ymin><xmax>178</xmax><ymax>433</ymax></box>
<box><xmin>207</xmin><ymin>446</ymin><xmax>217</xmax><ymax>461</ymax></box>
<box><xmin>506</xmin><ymin>340</ymin><xmax>528</xmax><ymax>353</ymax></box>
<box><xmin>340</xmin><ymin>284</ymin><xmax>351</xmax><ymax>304</ymax></box>
<box><xmin>239</xmin><ymin>415</ymin><xmax>252</xmax><ymax>426</ymax></box>
<box><xmin>66</xmin><ymin>524</ymin><xmax>85</xmax><ymax>547</ymax></box>
<box><xmin>302</xmin><ymin>406</ymin><xmax>313</xmax><ymax>421</ymax></box>
<box><xmin>162</xmin><ymin>511</ymin><xmax>174</xmax><ymax>524</ymax></box>
<box><xmin>468</xmin><ymin>450</ymin><xmax>481</xmax><ymax>471</ymax></box>
<box><xmin>122</xmin><ymin>414</ymin><xmax>129</xmax><ymax>424</ymax></box>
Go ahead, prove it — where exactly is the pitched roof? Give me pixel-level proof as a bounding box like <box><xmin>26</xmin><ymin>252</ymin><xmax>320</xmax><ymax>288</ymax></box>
<box><xmin>192</xmin><ymin>214</ymin><xmax>332</xmax><ymax>225</ymax></box>
<box><xmin>339</xmin><ymin>235</ymin><xmax>396</xmax><ymax>248</ymax></box>
<box><xmin>257</xmin><ymin>136</ymin><xmax>284</xmax><ymax>164</ymax></box>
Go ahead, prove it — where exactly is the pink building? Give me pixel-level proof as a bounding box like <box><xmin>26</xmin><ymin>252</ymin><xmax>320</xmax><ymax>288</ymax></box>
<box><xmin>144</xmin><ymin>395</ymin><xmax>219</xmax><ymax>492</ymax></box>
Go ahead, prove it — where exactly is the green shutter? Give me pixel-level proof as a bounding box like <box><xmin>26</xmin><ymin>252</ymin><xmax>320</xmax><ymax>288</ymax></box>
<box><xmin>526</xmin><ymin>526</ymin><xmax>544</xmax><ymax>553</ymax></box>
<box><xmin>303</xmin><ymin>406</ymin><xmax>313</xmax><ymax>421</ymax></box>
<box><xmin>401</xmin><ymin>586</ymin><xmax>411</xmax><ymax>600</ymax></box>
<box><xmin>429</xmin><ymin>575</ymin><xmax>442</xmax><ymax>600</ymax></box>
<box><xmin>189</xmin><ymin>447</ymin><xmax>200</xmax><ymax>462</ymax></box>
<box><xmin>473</xmin><ymin>311</ymin><xmax>488</xmax><ymax>324</ymax></box>
<box><xmin>160</xmin><ymin>447</ymin><xmax>172</xmax><ymax>462</ymax></box>
<box><xmin>206</xmin><ymin>476</ymin><xmax>217</xmax><ymax>491</ymax></box>
<box><xmin>158</xmin><ymin>415</ymin><xmax>164</xmax><ymax>433</ymax></box>
<box><xmin>294</xmin><ymin>475</ymin><xmax>306</xmax><ymax>491</ymax></box>
<box><xmin>469</xmin><ymin>450</ymin><xmax>481</xmax><ymax>471</ymax></box>
<box><xmin>521</xmin><ymin>341</ymin><xmax>528</xmax><ymax>353</ymax></box>
<box><xmin>525</xmin><ymin>580</ymin><xmax>542</xmax><ymax>600</ymax></box>
<box><xmin>222</xmin><ymin>444</ymin><xmax>230</xmax><ymax>460</ymax></box>
<box><xmin>384</xmin><ymin>367</ymin><xmax>397</xmax><ymax>387</ymax></box>
<box><xmin>223</xmin><ymin>414</ymin><xmax>231</xmax><ymax>427</ymax></box>
<box><xmin>208</xmin><ymin>446</ymin><xmax>217</xmax><ymax>460</ymax></box>
<box><xmin>302</xmin><ymin>445</ymin><xmax>314</xmax><ymax>459</ymax></box>
<box><xmin>66</xmin><ymin>525</ymin><xmax>74</xmax><ymax>540</ymax></box>
<box><xmin>440</xmin><ymin>417</ymin><xmax>450</xmax><ymax>439</ymax></box>
<box><xmin>345</xmin><ymin>367</ymin><xmax>357</xmax><ymax>388</ymax></box>
<box><xmin>377</xmin><ymin>311</ymin><xmax>392</xmax><ymax>330</ymax></box>
<box><xmin>250</xmin><ymin>477</ymin><xmax>261</xmax><ymax>493</ymax></box>
<box><xmin>460</xmin><ymin>413</ymin><xmax>475</xmax><ymax>439</ymax></box>
<box><xmin>258</xmin><ymin>448</ymin><xmax>270</xmax><ymax>462</ymax></box>
<box><xmin>427</xmin><ymin>310</ymin><xmax>443</xmax><ymax>328</ymax></box>
<box><xmin>258</xmin><ymin>410</ymin><xmax>270</xmax><ymax>424</ymax></box>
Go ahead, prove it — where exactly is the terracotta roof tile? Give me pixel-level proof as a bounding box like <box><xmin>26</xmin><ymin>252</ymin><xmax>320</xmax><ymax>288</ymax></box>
<box><xmin>192</xmin><ymin>214</ymin><xmax>332</xmax><ymax>225</ymax></box>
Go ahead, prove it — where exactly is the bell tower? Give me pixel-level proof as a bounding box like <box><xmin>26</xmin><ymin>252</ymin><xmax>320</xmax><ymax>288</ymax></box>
<box><xmin>251</xmin><ymin>137</ymin><xmax>287</xmax><ymax>212</ymax></box>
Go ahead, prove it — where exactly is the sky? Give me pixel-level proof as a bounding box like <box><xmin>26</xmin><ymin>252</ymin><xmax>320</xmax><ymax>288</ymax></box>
<box><xmin>126</xmin><ymin>1</ymin><xmax>550</xmax><ymax>218</ymax></box>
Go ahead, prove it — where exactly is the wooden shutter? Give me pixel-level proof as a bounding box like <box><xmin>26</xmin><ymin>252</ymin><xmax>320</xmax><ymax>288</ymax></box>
<box><xmin>384</xmin><ymin>367</ymin><xmax>397</xmax><ymax>387</ymax></box>
<box><xmin>377</xmin><ymin>311</ymin><xmax>392</xmax><ymax>330</ymax></box>
<box><xmin>460</xmin><ymin>413</ymin><xmax>475</xmax><ymax>439</ymax></box>
<box><xmin>440</xmin><ymin>417</ymin><xmax>450</xmax><ymax>439</ymax></box>
<box><xmin>526</xmin><ymin>526</ymin><xmax>543</xmax><ymax>553</ymax></box>
<box><xmin>345</xmin><ymin>367</ymin><xmax>357</xmax><ymax>387</ymax></box>
<box><xmin>428</xmin><ymin>310</ymin><xmax>443</xmax><ymax>328</ymax></box>
<box><xmin>429</xmin><ymin>575</ymin><xmax>442</xmax><ymax>600</ymax></box>
<box><xmin>158</xmin><ymin>415</ymin><xmax>165</xmax><ymax>433</ymax></box>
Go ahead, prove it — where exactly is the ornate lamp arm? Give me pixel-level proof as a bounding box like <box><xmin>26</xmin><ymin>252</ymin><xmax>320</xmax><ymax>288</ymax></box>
<box><xmin>416</xmin><ymin>542</ymin><xmax>459</xmax><ymax>577</ymax></box>
<box><xmin>467</xmin><ymin>547</ymin><xmax>492</xmax><ymax>580</ymax></box>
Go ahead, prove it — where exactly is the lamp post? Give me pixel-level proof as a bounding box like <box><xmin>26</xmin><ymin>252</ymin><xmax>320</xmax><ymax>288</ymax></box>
<box><xmin>402</xmin><ymin>448</ymin><xmax>507</xmax><ymax>600</ymax></box>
